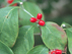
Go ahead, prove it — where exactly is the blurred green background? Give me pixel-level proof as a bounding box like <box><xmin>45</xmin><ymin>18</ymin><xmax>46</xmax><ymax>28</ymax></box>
<box><xmin>0</xmin><ymin>0</ymin><xmax>72</xmax><ymax>25</ymax></box>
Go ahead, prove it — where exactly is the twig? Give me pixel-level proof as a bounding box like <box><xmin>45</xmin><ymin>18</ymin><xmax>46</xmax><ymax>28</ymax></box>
<box><xmin>39</xmin><ymin>26</ymin><xmax>42</xmax><ymax>36</ymax></box>
<box><xmin>20</xmin><ymin>2</ymin><xmax>34</xmax><ymax>17</ymax></box>
<box><xmin>22</xmin><ymin>8</ymin><xmax>34</xmax><ymax>17</ymax></box>
<box><xmin>34</xmin><ymin>33</ymin><xmax>41</xmax><ymax>36</ymax></box>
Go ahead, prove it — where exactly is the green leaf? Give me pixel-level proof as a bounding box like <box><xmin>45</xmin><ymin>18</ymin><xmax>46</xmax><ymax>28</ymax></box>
<box><xmin>13</xmin><ymin>0</ymin><xmax>22</xmax><ymax>4</ymax></box>
<box><xmin>12</xmin><ymin>26</ymin><xmax>34</xmax><ymax>54</ymax></box>
<box><xmin>27</xmin><ymin>45</ymin><xmax>49</xmax><ymax>54</ymax></box>
<box><xmin>0</xmin><ymin>7</ymin><xmax>18</xmax><ymax>47</ymax></box>
<box><xmin>66</xmin><ymin>28</ymin><xmax>72</xmax><ymax>54</ymax></box>
<box><xmin>19</xmin><ymin>2</ymin><xmax>44</xmax><ymax>26</ymax></box>
<box><xmin>0</xmin><ymin>41</ymin><xmax>14</xmax><ymax>54</ymax></box>
<box><xmin>41</xmin><ymin>22</ymin><xmax>67</xmax><ymax>50</ymax></box>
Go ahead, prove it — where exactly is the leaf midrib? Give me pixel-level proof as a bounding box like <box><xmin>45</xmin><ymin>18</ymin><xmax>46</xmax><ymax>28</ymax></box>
<box><xmin>0</xmin><ymin>7</ymin><xmax>18</xmax><ymax>33</ymax></box>
<box><xmin>23</xmin><ymin>26</ymin><xmax>34</xmax><ymax>51</ymax></box>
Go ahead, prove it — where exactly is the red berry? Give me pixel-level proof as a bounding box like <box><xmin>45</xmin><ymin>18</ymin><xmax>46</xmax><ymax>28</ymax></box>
<box><xmin>13</xmin><ymin>3</ymin><xmax>17</xmax><ymax>6</ymax></box>
<box><xmin>51</xmin><ymin>51</ymin><xmax>56</xmax><ymax>54</ymax></box>
<box><xmin>38</xmin><ymin>20</ymin><xmax>45</xmax><ymax>26</ymax></box>
<box><xmin>55</xmin><ymin>49</ymin><xmax>62</xmax><ymax>54</ymax></box>
<box><xmin>37</xmin><ymin>13</ymin><xmax>42</xmax><ymax>20</ymax></box>
<box><xmin>7</xmin><ymin>0</ymin><xmax>14</xmax><ymax>4</ymax></box>
<box><xmin>30</xmin><ymin>17</ymin><xmax>37</xmax><ymax>23</ymax></box>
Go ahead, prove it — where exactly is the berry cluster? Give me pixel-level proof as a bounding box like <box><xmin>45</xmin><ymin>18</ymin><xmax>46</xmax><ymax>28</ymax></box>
<box><xmin>30</xmin><ymin>13</ymin><xmax>45</xmax><ymax>26</ymax></box>
<box><xmin>7</xmin><ymin>0</ymin><xmax>17</xmax><ymax>6</ymax></box>
<box><xmin>49</xmin><ymin>49</ymin><xmax>62</xmax><ymax>54</ymax></box>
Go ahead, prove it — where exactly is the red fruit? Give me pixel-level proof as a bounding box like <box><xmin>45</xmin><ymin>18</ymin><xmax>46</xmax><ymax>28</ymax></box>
<box><xmin>38</xmin><ymin>20</ymin><xmax>45</xmax><ymax>26</ymax></box>
<box><xmin>51</xmin><ymin>51</ymin><xmax>56</xmax><ymax>54</ymax></box>
<box><xmin>7</xmin><ymin>0</ymin><xmax>14</xmax><ymax>4</ymax></box>
<box><xmin>37</xmin><ymin>13</ymin><xmax>42</xmax><ymax>20</ymax></box>
<box><xmin>55</xmin><ymin>49</ymin><xmax>62</xmax><ymax>54</ymax></box>
<box><xmin>30</xmin><ymin>17</ymin><xmax>37</xmax><ymax>23</ymax></box>
<box><xmin>13</xmin><ymin>3</ymin><xmax>17</xmax><ymax>6</ymax></box>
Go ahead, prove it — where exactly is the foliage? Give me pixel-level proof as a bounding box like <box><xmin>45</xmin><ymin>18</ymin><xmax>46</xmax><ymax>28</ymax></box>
<box><xmin>0</xmin><ymin>0</ymin><xmax>72</xmax><ymax>54</ymax></box>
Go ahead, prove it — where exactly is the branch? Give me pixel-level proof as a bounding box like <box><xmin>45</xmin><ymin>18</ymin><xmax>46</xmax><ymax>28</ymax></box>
<box><xmin>22</xmin><ymin>9</ymin><xmax>34</xmax><ymax>17</ymax></box>
<box><xmin>20</xmin><ymin>2</ymin><xmax>34</xmax><ymax>17</ymax></box>
<box><xmin>34</xmin><ymin>33</ymin><xmax>41</xmax><ymax>36</ymax></box>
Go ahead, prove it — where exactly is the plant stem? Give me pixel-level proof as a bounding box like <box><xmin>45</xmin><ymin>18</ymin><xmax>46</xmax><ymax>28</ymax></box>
<box><xmin>22</xmin><ymin>8</ymin><xmax>34</xmax><ymax>17</ymax></box>
<box><xmin>21</xmin><ymin>3</ymin><xmax>34</xmax><ymax>17</ymax></box>
<box><xmin>34</xmin><ymin>33</ymin><xmax>40</xmax><ymax>36</ymax></box>
<box><xmin>62</xmin><ymin>46</ymin><xmax>67</xmax><ymax>54</ymax></box>
<box><xmin>39</xmin><ymin>26</ymin><xmax>42</xmax><ymax>36</ymax></box>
